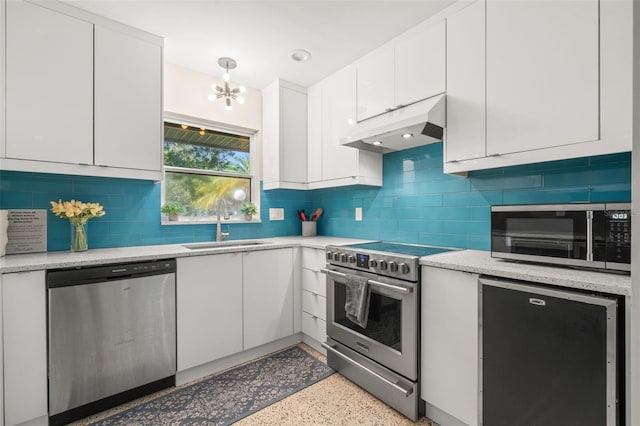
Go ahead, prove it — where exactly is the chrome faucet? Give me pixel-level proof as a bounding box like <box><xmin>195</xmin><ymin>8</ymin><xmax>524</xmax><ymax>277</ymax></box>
<box><xmin>215</xmin><ymin>198</ymin><xmax>230</xmax><ymax>242</ymax></box>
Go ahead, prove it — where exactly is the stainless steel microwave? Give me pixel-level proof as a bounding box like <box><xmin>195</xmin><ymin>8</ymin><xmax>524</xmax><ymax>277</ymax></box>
<box><xmin>491</xmin><ymin>203</ymin><xmax>631</xmax><ymax>272</ymax></box>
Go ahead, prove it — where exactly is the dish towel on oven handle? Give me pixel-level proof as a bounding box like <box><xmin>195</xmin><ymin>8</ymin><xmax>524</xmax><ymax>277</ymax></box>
<box><xmin>344</xmin><ymin>274</ymin><xmax>371</xmax><ymax>328</ymax></box>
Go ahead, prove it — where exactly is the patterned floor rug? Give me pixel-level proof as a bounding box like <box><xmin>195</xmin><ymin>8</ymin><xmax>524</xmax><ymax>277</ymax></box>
<box><xmin>88</xmin><ymin>346</ymin><xmax>334</xmax><ymax>426</ymax></box>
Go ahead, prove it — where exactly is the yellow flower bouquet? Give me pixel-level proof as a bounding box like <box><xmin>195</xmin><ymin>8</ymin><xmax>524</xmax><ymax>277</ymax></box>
<box><xmin>50</xmin><ymin>199</ymin><xmax>106</xmax><ymax>252</ymax></box>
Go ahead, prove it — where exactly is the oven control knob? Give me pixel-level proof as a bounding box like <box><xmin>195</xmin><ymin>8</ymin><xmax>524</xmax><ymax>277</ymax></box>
<box><xmin>340</xmin><ymin>253</ymin><xmax>348</xmax><ymax>262</ymax></box>
<box><xmin>333</xmin><ymin>252</ymin><xmax>341</xmax><ymax>261</ymax></box>
<box><xmin>379</xmin><ymin>260</ymin><xmax>388</xmax><ymax>270</ymax></box>
<box><xmin>388</xmin><ymin>261</ymin><xmax>398</xmax><ymax>272</ymax></box>
<box><xmin>348</xmin><ymin>255</ymin><xmax>356</xmax><ymax>263</ymax></box>
<box><xmin>399</xmin><ymin>263</ymin><xmax>410</xmax><ymax>274</ymax></box>
<box><xmin>326</xmin><ymin>251</ymin><xmax>333</xmax><ymax>260</ymax></box>
<box><xmin>368</xmin><ymin>259</ymin><xmax>378</xmax><ymax>268</ymax></box>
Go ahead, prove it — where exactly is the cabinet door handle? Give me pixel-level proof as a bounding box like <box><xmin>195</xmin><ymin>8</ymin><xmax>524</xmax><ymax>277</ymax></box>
<box><xmin>385</xmin><ymin>107</ymin><xmax>394</xmax><ymax>112</ymax></box>
<box><xmin>311</xmin><ymin>292</ymin><xmax>319</xmax><ymax>296</ymax></box>
<box><xmin>396</xmin><ymin>104</ymin><xmax>404</xmax><ymax>109</ymax></box>
<box><xmin>489</xmin><ymin>153</ymin><xmax>502</xmax><ymax>157</ymax></box>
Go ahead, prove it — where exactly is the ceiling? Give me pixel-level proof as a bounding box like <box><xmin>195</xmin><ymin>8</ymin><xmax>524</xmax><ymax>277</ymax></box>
<box><xmin>66</xmin><ymin>0</ymin><xmax>455</xmax><ymax>89</ymax></box>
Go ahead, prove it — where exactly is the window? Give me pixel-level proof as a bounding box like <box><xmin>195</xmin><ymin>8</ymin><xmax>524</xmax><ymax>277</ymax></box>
<box><xmin>163</xmin><ymin>117</ymin><xmax>255</xmax><ymax>222</ymax></box>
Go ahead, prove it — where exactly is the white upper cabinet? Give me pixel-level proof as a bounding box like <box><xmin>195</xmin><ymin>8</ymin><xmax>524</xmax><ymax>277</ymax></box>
<box><xmin>486</xmin><ymin>0</ymin><xmax>599</xmax><ymax>155</ymax></box>
<box><xmin>395</xmin><ymin>20</ymin><xmax>446</xmax><ymax>108</ymax></box>
<box><xmin>262</xmin><ymin>79</ymin><xmax>308</xmax><ymax>190</ymax></box>
<box><xmin>445</xmin><ymin>0</ymin><xmax>486</xmax><ymax>163</ymax></box>
<box><xmin>3</xmin><ymin>0</ymin><xmax>163</xmax><ymax>180</ymax></box>
<box><xmin>444</xmin><ymin>0</ymin><xmax>632</xmax><ymax>173</ymax></box>
<box><xmin>356</xmin><ymin>20</ymin><xmax>446</xmax><ymax>122</ymax></box>
<box><xmin>94</xmin><ymin>25</ymin><xmax>162</xmax><ymax>172</ymax></box>
<box><xmin>310</xmin><ymin>65</ymin><xmax>382</xmax><ymax>188</ymax></box>
<box><xmin>5</xmin><ymin>1</ymin><xmax>94</xmax><ymax>165</ymax></box>
<box><xmin>306</xmin><ymin>83</ymin><xmax>323</xmax><ymax>183</ymax></box>
<box><xmin>356</xmin><ymin>46</ymin><xmax>395</xmax><ymax>122</ymax></box>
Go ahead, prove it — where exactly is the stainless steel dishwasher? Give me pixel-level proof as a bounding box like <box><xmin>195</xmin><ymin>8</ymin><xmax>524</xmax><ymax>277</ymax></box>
<box><xmin>47</xmin><ymin>259</ymin><xmax>177</xmax><ymax>426</ymax></box>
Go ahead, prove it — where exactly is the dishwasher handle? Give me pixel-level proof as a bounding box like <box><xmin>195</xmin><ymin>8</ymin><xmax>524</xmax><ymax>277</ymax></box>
<box><xmin>47</xmin><ymin>259</ymin><xmax>177</xmax><ymax>288</ymax></box>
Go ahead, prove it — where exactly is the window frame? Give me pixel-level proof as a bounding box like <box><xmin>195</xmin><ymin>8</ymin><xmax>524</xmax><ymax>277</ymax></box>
<box><xmin>161</xmin><ymin>112</ymin><xmax>259</xmax><ymax>225</ymax></box>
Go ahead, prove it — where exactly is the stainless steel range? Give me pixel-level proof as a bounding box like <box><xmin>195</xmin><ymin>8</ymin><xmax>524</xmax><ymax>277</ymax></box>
<box><xmin>321</xmin><ymin>242</ymin><xmax>452</xmax><ymax>420</ymax></box>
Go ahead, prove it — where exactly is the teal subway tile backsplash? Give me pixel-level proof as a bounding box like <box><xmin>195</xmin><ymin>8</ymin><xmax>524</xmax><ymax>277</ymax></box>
<box><xmin>0</xmin><ymin>144</ymin><xmax>631</xmax><ymax>252</ymax></box>
<box><xmin>0</xmin><ymin>171</ymin><xmax>312</xmax><ymax>251</ymax></box>
<box><xmin>311</xmin><ymin>144</ymin><xmax>630</xmax><ymax>248</ymax></box>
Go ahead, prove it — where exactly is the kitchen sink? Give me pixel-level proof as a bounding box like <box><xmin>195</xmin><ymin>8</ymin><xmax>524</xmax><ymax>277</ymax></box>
<box><xmin>182</xmin><ymin>240</ymin><xmax>271</xmax><ymax>250</ymax></box>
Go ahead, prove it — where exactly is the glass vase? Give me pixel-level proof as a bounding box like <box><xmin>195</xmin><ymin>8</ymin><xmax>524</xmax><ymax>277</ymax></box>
<box><xmin>71</xmin><ymin>222</ymin><xmax>88</xmax><ymax>252</ymax></box>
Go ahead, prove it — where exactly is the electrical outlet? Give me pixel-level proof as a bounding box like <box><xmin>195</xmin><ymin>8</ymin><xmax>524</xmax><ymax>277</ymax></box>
<box><xmin>355</xmin><ymin>207</ymin><xmax>363</xmax><ymax>221</ymax></box>
<box><xmin>269</xmin><ymin>208</ymin><xmax>284</xmax><ymax>221</ymax></box>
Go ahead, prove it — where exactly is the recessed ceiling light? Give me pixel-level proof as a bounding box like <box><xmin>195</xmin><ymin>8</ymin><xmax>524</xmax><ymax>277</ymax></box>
<box><xmin>291</xmin><ymin>49</ymin><xmax>312</xmax><ymax>62</ymax></box>
<box><xmin>401</xmin><ymin>133</ymin><xmax>413</xmax><ymax>139</ymax></box>
<box><xmin>372</xmin><ymin>141</ymin><xmax>382</xmax><ymax>146</ymax></box>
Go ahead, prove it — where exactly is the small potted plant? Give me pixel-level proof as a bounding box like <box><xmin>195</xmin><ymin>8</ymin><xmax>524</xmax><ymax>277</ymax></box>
<box><xmin>240</xmin><ymin>202</ymin><xmax>258</xmax><ymax>221</ymax></box>
<box><xmin>161</xmin><ymin>202</ymin><xmax>185</xmax><ymax>221</ymax></box>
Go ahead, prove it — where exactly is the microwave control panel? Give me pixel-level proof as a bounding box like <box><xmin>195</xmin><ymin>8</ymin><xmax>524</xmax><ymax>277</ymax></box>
<box><xmin>604</xmin><ymin>208</ymin><xmax>631</xmax><ymax>264</ymax></box>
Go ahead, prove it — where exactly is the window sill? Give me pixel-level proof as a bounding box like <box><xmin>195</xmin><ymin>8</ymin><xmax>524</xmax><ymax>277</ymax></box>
<box><xmin>161</xmin><ymin>218</ymin><xmax>262</xmax><ymax>226</ymax></box>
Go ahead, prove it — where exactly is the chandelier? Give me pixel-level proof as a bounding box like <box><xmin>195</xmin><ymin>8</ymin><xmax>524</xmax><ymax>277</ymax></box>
<box><xmin>208</xmin><ymin>57</ymin><xmax>246</xmax><ymax>110</ymax></box>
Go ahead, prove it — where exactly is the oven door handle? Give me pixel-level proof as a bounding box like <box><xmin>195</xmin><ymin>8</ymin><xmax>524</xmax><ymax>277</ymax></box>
<box><xmin>321</xmin><ymin>342</ymin><xmax>413</xmax><ymax>397</ymax></box>
<box><xmin>320</xmin><ymin>268</ymin><xmax>412</xmax><ymax>295</ymax></box>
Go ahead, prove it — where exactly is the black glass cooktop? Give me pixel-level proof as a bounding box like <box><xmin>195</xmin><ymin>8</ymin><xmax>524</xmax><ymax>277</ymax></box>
<box><xmin>345</xmin><ymin>242</ymin><xmax>452</xmax><ymax>257</ymax></box>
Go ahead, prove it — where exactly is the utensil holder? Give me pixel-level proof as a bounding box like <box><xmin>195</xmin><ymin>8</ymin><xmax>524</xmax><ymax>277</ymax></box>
<box><xmin>302</xmin><ymin>221</ymin><xmax>317</xmax><ymax>237</ymax></box>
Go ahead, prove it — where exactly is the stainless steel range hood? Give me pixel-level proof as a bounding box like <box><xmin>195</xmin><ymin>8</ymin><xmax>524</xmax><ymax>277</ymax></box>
<box><xmin>341</xmin><ymin>94</ymin><xmax>445</xmax><ymax>154</ymax></box>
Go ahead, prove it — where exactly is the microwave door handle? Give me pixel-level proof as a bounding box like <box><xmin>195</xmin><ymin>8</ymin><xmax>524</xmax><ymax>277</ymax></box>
<box><xmin>320</xmin><ymin>268</ymin><xmax>412</xmax><ymax>295</ymax></box>
<box><xmin>587</xmin><ymin>210</ymin><xmax>593</xmax><ymax>262</ymax></box>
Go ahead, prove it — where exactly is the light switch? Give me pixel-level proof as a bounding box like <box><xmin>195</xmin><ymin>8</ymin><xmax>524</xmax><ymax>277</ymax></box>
<box><xmin>269</xmin><ymin>208</ymin><xmax>284</xmax><ymax>221</ymax></box>
<box><xmin>355</xmin><ymin>207</ymin><xmax>363</xmax><ymax>221</ymax></box>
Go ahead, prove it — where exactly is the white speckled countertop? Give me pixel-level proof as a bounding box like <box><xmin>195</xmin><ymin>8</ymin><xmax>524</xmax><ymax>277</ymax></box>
<box><xmin>420</xmin><ymin>249</ymin><xmax>631</xmax><ymax>296</ymax></box>
<box><xmin>0</xmin><ymin>236</ymin><xmax>373</xmax><ymax>274</ymax></box>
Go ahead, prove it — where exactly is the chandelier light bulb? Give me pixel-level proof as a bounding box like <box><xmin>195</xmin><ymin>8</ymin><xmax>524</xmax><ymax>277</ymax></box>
<box><xmin>222</xmin><ymin>72</ymin><xmax>230</xmax><ymax>82</ymax></box>
<box><xmin>239</xmin><ymin>86</ymin><xmax>247</xmax><ymax>94</ymax></box>
<box><xmin>237</xmin><ymin>96</ymin><xmax>245</xmax><ymax>104</ymax></box>
<box><xmin>207</xmin><ymin>94</ymin><xmax>217</xmax><ymax>102</ymax></box>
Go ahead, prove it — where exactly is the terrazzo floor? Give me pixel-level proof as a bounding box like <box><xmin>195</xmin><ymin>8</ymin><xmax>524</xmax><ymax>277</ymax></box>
<box><xmin>72</xmin><ymin>343</ymin><xmax>439</xmax><ymax>426</ymax></box>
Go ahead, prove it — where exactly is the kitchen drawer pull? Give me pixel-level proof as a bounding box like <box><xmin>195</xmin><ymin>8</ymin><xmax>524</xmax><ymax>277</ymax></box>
<box><xmin>321</xmin><ymin>342</ymin><xmax>413</xmax><ymax>398</ymax></box>
<box><xmin>311</xmin><ymin>315</ymin><xmax>319</xmax><ymax>320</ymax></box>
<box><xmin>320</xmin><ymin>268</ymin><xmax>412</xmax><ymax>295</ymax></box>
<box><xmin>311</xmin><ymin>292</ymin><xmax>319</xmax><ymax>296</ymax></box>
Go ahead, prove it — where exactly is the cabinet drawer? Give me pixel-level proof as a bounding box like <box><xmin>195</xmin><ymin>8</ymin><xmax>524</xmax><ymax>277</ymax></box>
<box><xmin>302</xmin><ymin>312</ymin><xmax>327</xmax><ymax>344</ymax></box>
<box><xmin>301</xmin><ymin>247</ymin><xmax>326</xmax><ymax>270</ymax></box>
<box><xmin>302</xmin><ymin>268</ymin><xmax>326</xmax><ymax>296</ymax></box>
<box><xmin>302</xmin><ymin>290</ymin><xmax>326</xmax><ymax>320</ymax></box>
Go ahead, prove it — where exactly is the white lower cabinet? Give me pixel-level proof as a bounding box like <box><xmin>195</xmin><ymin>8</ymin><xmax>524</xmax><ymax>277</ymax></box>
<box><xmin>301</xmin><ymin>247</ymin><xmax>327</xmax><ymax>350</ymax></box>
<box><xmin>243</xmin><ymin>248</ymin><xmax>294</xmax><ymax>350</ymax></box>
<box><xmin>2</xmin><ymin>271</ymin><xmax>48</xmax><ymax>426</ymax></box>
<box><xmin>421</xmin><ymin>266</ymin><xmax>479</xmax><ymax>426</ymax></box>
<box><xmin>177</xmin><ymin>248</ymin><xmax>295</xmax><ymax>370</ymax></box>
<box><xmin>301</xmin><ymin>313</ymin><xmax>327</xmax><ymax>345</ymax></box>
<box><xmin>176</xmin><ymin>253</ymin><xmax>243</xmax><ymax>372</ymax></box>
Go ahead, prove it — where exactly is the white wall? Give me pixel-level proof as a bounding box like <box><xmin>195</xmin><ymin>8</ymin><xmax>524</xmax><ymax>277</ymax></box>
<box><xmin>163</xmin><ymin>62</ymin><xmax>263</xmax><ymax>180</ymax></box>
